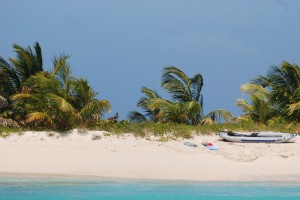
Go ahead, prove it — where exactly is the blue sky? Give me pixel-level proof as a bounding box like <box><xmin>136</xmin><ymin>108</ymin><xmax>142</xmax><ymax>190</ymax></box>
<box><xmin>1</xmin><ymin>0</ymin><xmax>300</xmax><ymax>119</ymax></box>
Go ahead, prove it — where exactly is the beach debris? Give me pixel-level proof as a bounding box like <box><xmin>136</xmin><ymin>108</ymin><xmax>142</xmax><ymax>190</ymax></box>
<box><xmin>91</xmin><ymin>134</ymin><xmax>102</xmax><ymax>140</ymax></box>
<box><xmin>201</xmin><ymin>142</ymin><xmax>219</xmax><ymax>150</ymax></box>
<box><xmin>280</xmin><ymin>154</ymin><xmax>289</xmax><ymax>158</ymax></box>
<box><xmin>184</xmin><ymin>141</ymin><xmax>198</xmax><ymax>147</ymax></box>
<box><xmin>47</xmin><ymin>132</ymin><xmax>55</xmax><ymax>137</ymax></box>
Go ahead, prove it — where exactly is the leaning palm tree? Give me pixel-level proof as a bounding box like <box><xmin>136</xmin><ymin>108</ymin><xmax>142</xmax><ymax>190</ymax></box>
<box><xmin>162</xmin><ymin>66</ymin><xmax>203</xmax><ymax>103</ymax></box>
<box><xmin>128</xmin><ymin>87</ymin><xmax>161</xmax><ymax>122</ymax></box>
<box><xmin>161</xmin><ymin>66</ymin><xmax>203</xmax><ymax>124</ymax></box>
<box><xmin>130</xmin><ymin>66</ymin><xmax>234</xmax><ymax>125</ymax></box>
<box><xmin>161</xmin><ymin>66</ymin><xmax>233</xmax><ymax>125</ymax></box>
<box><xmin>253</xmin><ymin>61</ymin><xmax>300</xmax><ymax>124</ymax></box>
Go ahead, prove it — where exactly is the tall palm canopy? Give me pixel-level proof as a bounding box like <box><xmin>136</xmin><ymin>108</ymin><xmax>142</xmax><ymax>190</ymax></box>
<box><xmin>12</xmin><ymin>56</ymin><xmax>111</xmax><ymax>130</ymax></box>
<box><xmin>161</xmin><ymin>66</ymin><xmax>203</xmax><ymax>104</ymax></box>
<box><xmin>238</xmin><ymin>61</ymin><xmax>300</xmax><ymax>125</ymax></box>
<box><xmin>0</xmin><ymin>42</ymin><xmax>43</xmax><ymax>99</ymax></box>
<box><xmin>129</xmin><ymin>66</ymin><xmax>233</xmax><ymax>125</ymax></box>
<box><xmin>0</xmin><ymin>42</ymin><xmax>111</xmax><ymax>130</ymax></box>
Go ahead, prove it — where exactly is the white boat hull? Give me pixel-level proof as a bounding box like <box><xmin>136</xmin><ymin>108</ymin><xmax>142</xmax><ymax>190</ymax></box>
<box><xmin>217</xmin><ymin>131</ymin><xmax>297</xmax><ymax>143</ymax></box>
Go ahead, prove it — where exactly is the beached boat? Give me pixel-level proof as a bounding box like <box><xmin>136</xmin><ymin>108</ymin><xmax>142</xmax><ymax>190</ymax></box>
<box><xmin>217</xmin><ymin>131</ymin><xmax>297</xmax><ymax>143</ymax></box>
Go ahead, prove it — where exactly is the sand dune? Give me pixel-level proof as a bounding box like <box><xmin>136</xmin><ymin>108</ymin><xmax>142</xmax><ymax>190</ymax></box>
<box><xmin>0</xmin><ymin>130</ymin><xmax>299</xmax><ymax>181</ymax></box>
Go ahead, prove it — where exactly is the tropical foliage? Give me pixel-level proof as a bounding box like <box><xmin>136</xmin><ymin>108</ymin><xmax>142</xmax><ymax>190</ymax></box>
<box><xmin>129</xmin><ymin>66</ymin><xmax>233</xmax><ymax>125</ymax></box>
<box><xmin>237</xmin><ymin>61</ymin><xmax>300</xmax><ymax>126</ymax></box>
<box><xmin>0</xmin><ymin>43</ymin><xmax>111</xmax><ymax>130</ymax></box>
<box><xmin>236</xmin><ymin>83</ymin><xmax>276</xmax><ymax>124</ymax></box>
<box><xmin>2</xmin><ymin>42</ymin><xmax>298</xmax><ymax>133</ymax></box>
<box><xmin>0</xmin><ymin>42</ymin><xmax>44</xmax><ymax>121</ymax></box>
<box><xmin>128</xmin><ymin>87</ymin><xmax>161</xmax><ymax>122</ymax></box>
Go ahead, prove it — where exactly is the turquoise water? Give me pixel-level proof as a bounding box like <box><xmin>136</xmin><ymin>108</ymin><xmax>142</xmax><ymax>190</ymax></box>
<box><xmin>0</xmin><ymin>177</ymin><xmax>299</xmax><ymax>199</ymax></box>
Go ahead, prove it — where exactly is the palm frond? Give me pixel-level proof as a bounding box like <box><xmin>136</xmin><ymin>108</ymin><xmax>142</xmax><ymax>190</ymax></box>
<box><xmin>26</xmin><ymin>112</ymin><xmax>54</xmax><ymax>126</ymax></box>
<box><xmin>162</xmin><ymin>66</ymin><xmax>190</xmax><ymax>87</ymax></box>
<box><xmin>240</xmin><ymin>83</ymin><xmax>270</xmax><ymax>97</ymax></box>
<box><xmin>72</xmin><ymin>78</ymin><xmax>97</xmax><ymax>109</ymax></box>
<box><xmin>128</xmin><ymin>111</ymin><xmax>147</xmax><ymax>122</ymax></box>
<box><xmin>12</xmin><ymin>93</ymin><xmax>43</xmax><ymax>103</ymax></box>
<box><xmin>162</xmin><ymin>66</ymin><xmax>192</xmax><ymax>102</ymax></box>
<box><xmin>200</xmin><ymin>117</ymin><xmax>214</xmax><ymax>125</ymax></box>
<box><xmin>0</xmin><ymin>95</ymin><xmax>8</xmax><ymax>108</ymax></box>
<box><xmin>190</xmin><ymin>73</ymin><xmax>203</xmax><ymax>102</ymax></box>
<box><xmin>79</xmin><ymin>99</ymin><xmax>111</xmax><ymax>120</ymax></box>
<box><xmin>52</xmin><ymin>55</ymin><xmax>73</xmax><ymax>99</ymax></box>
<box><xmin>236</xmin><ymin>98</ymin><xmax>252</xmax><ymax>113</ymax></box>
<box><xmin>162</xmin><ymin>74</ymin><xmax>191</xmax><ymax>102</ymax></box>
<box><xmin>149</xmin><ymin>98</ymin><xmax>173</xmax><ymax>111</ymax></box>
<box><xmin>204</xmin><ymin>109</ymin><xmax>233</xmax><ymax>123</ymax></box>
<box><xmin>0</xmin><ymin>56</ymin><xmax>20</xmax><ymax>95</ymax></box>
<box><xmin>183</xmin><ymin>100</ymin><xmax>202</xmax><ymax>114</ymax></box>
<box><xmin>287</xmin><ymin>102</ymin><xmax>300</xmax><ymax>116</ymax></box>
<box><xmin>47</xmin><ymin>93</ymin><xmax>75</xmax><ymax>112</ymax></box>
<box><xmin>183</xmin><ymin>100</ymin><xmax>203</xmax><ymax>125</ymax></box>
<box><xmin>34</xmin><ymin>42</ymin><xmax>43</xmax><ymax>71</ymax></box>
<box><xmin>141</xmin><ymin>87</ymin><xmax>160</xmax><ymax>99</ymax></box>
<box><xmin>137</xmin><ymin>87</ymin><xmax>160</xmax><ymax>109</ymax></box>
<box><xmin>161</xmin><ymin>66</ymin><xmax>204</xmax><ymax>104</ymax></box>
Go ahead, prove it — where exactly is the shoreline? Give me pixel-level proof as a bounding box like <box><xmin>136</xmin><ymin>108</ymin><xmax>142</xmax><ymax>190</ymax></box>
<box><xmin>0</xmin><ymin>130</ymin><xmax>299</xmax><ymax>182</ymax></box>
<box><xmin>1</xmin><ymin>172</ymin><xmax>300</xmax><ymax>183</ymax></box>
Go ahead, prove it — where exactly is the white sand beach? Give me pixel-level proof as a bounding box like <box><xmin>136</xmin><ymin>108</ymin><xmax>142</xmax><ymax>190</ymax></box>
<box><xmin>0</xmin><ymin>130</ymin><xmax>299</xmax><ymax>181</ymax></box>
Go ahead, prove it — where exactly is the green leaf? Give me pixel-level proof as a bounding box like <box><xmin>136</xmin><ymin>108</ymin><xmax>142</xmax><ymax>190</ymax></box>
<box><xmin>47</xmin><ymin>93</ymin><xmax>75</xmax><ymax>112</ymax></box>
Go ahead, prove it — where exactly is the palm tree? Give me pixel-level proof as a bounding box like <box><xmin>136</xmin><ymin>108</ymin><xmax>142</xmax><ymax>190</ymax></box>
<box><xmin>52</xmin><ymin>54</ymin><xmax>74</xmax><ymax>100</ymax></box>
<box><xmin>9</xmin><ymin>43</ymin><xmax>43</xmax><ymax>83</ymax></box>
<box><xmin>161</xmin><ymin>66</ymin><xmax>203</xmax><ymax>103</ymax></box>
<box><xmin>12</xmin><ymin>71</ymin><xmax>74</xmax><ymax>129</ymax></box>
<box><xmin>162</xmin><ymin>66</ymin><xmax>234</xmax><ymax>124</ymax></box>
<box><xmin>72</xmin><ymin>78</ymin><xmax>111</xmax><ymax>127</ymax></box>
<box><xmin>12</xmin><ymin>55</ymin><xmax>111</xmax><ymax>130</ymax></box>
<box><xmin>148</xmin><ymin>98</ymin><xmax>203</xmax><ymax>124</ymax></box>
<box><xmin>236</xmin><ymin>83</ymin><xmax>276</xmax><ymax>124</ymax></box>
<box><xmin>128</xmin><ymin>87</ymin><xmax>161</xmax><ymax>122</ymax></box>
<box><xmin>0</xmin><ymin>42</ymin><xmax>43</xmax><ymax>96</ymax></box>
<box><xmin>130</xmin><ymin>66</ymin><xmax>234</xmax><ymax>125</ymax></box>
<box><xmin>0</xmin><ymin>42</ymin><xmax>44</xmax><ymax>124</ymax></box>
<box><xmin>161</xmin><ymin>66</ymin><xmax>204</xmax><ymax>124</ymax></box>
<box><xmin>0</xmin><ymin>57</ymin><xmax>18</xmax><ymax>100</ymax></box>
<box><xmin>253</xmin><ymin>61</ymin><xmax>300</xmax><ymax>124</ymax></box>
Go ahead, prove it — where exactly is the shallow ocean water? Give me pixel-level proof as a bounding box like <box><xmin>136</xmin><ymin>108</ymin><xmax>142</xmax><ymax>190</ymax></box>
<box><xmin>0</xmin><ymin>177</ymin><xmax>299</xmax><ymax>200</ymax></box>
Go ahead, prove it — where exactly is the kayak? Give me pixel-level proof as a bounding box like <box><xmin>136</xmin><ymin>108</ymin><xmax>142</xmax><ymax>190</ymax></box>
<box><xmin>217</xmin><ymin>131</ymin><xmax>297</xmax><ymax>143</ymax></box>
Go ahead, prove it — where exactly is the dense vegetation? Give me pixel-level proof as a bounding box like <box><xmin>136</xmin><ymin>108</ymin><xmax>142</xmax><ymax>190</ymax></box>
<box><xmin>1</xmin><ymin>42</ymin><xmax>300</xmax><ymax>136</ymax></box>
<box><xmin>128</xmin><ymin>67</ymin><xmax>233</xmax><ymax>125</ymax></box>
<box><xmin>236</xmin><ymin>62</ymin><xmax>300</xmax><ymax>127</ymax></box>
<box><xmin>0</xmin><ymin>43</ymin><xmax>110</xmax><ymax>131</ymax></box>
